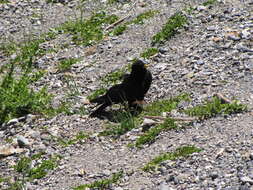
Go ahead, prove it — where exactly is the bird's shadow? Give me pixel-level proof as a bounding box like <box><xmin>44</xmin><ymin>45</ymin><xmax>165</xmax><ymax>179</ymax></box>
<box><xmin>89</xmin><ymin>108</ymin><xmax>142</xmax><ymax>122</ymax></box>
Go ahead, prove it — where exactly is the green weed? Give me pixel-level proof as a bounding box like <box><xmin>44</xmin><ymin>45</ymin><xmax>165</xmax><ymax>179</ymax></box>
<box><xmin>152</xmin><ymin>12</ymin><xmax>187</xmax><ymax>45</ymax></box>
<box><xmin>0</xmin><ymin>0</ymin><xmax>9</xmax><ymax>4</ymax></box>
<box><xmin>135</xmin><ymin>118</ymin><xmax>177</xmax><ymax>148</ymax></box>
<box><xmin>141</xmin><ymin>48</ymin><xmax>158</xmax><ymax>59</ymax></box>
<box><xmin>14</xmin><ymin>155</ymin><xmax>59</xmax><ymax>180</ymax></box>
<box><xmin>73</xmin><ymin>171</ymin><xmax>123</xmax><ymax>190</ymax></box>
<box><xmin>130</xmin><ymin>10</ymin><xmax>158</xmax><ymax>25</ymax></box>
<box><xmin>87</xmin><ymin>88</ymin><xmax>107</xmax><ymax>100</ymax></box>
<box><xmin>111</xmin><ymin>24</ymin><xmax>128</xmax><ymax>36</ymax></box>
<box><xmin>203</xmin><ymin>0</ymin><xmax>217</xmax><ymax>6</ymax></box>
<box><xmin>99</xmin><ymin>111</ymin><xmax>139</xmax><ymax>137</ymax></box>
<box><xmin>184</xmin><ymin>97</ymin><xmax>247</xmax><ymax>120</ymax></box>
<box><xmin>57</xmin><ymin>58</ymin><xmax>79</xmax><ymax>72</ymax></box>
<box><xmin>143</xmin><ymin>145</ymin><xmax>201</xmax><ymax>172</ymax></box>
<box><xmin>143</xmin><ymin>93</ymin><xmax>190</xmax><ymax>116</ymax></box>
<box><xmin>0</xmin><ymin>64</ymin><xmax>53</xmax><ymax>124</ymax></box>
<box><xmin>57</xmin><ymin>131</ymin><xmax>89</xmax><ymax>147</ymax></box>
<box><xmin>60</xmin><ymin>12</ymin><xmax>118</xmax><ymax>45</ymax></box>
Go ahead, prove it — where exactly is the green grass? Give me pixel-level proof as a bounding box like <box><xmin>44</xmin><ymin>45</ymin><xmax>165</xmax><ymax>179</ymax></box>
<box><xmin>14</xmin><ymin>155</ymin><xmax>59</xmax><ymax>180</ymax></box>
<box><xmin>99</xmin><ymin>111</ymin><xmax>139</xmax><ymax>137</ymax></box>
<box><xmin>111</xmin><ymin>24</ymin><xmax>128</xmax><ymax>36</ymax></box>
<box><xmin>152</xmin><ymin>12</ymin><xmax>187</xmax><ymax>45</ymax></box>
<box><xmin>57</xmin><ymin>58</ymin><xmax>79</xmax><ymax>72</ymax></box>
<box><xmin>130</xmin><ymin>10</ymin><xmax>158</xmax><ymax>25</ymax></box>
<box><xmin>60</xmin><ymin>12</ymin><xmax>118</xmax><ymax>45</ymax></box>
<box><xmin>87</xmin><ymin>87</ymin><xmax>107</xmax><ymax>100</ymax></box>
<box><xmin>0</xmin><ymin>0</ymin><xmax>9</xmax><ymax>4</ymax></box>
<box><xmin>57</xmin><ymin>131</ymin><xmax>89</xmax><ymax>147</ymax></box>
<box><xmin>143</xmin><ymin>145</ymin><xmax>201</xmax><ymax>172</ymax></box>
<box><xmin>143</xmin><ymin>93</ymin><xmax>190</xmax><ymax>116</ymax></box>
<box><xmin>203</xmin><ymin>0</ymin><xmax>217</xmax><ymax>6</ymax></box>
<box><xmin>110</xmin><ymin>10</ymin><xmax>158</xmax><ymax>36</ymax></box>
<box><xmin>184</xmin><ymin>97</ymin><xmax>247</xmax><ymax>120</ymax></box>
<box><xmin>0</xmin><ymin>64</ymin><xmax>54</xmax><ymax>125</ymax></box>
<box><xmin>141</xmin><ymin>48</ymin><xmax>158</xmax><ymax>59</ymax></box>
<box><xmin>134</xmin><ymin>118</ymin><xmax>177</xmax><ymax>148</ymax></box>
<box><xmin>73</xmin><ymin>171</ymin><xmax>123</xmax><ymax>190</ymax></box>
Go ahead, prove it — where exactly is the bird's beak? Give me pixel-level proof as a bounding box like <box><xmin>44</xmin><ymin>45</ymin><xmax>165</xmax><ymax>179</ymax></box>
<box><xmin>144</xmin><ymin>64</ymin><xmax>148</xmax><ymax>68</ymax></box>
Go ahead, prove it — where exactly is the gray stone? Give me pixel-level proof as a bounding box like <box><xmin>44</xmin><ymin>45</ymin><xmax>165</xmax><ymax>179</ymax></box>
<box><xmin>17</xmin><ymin>135</ymin><xmax>30</xmax><ymax>148</ymax></box>
<box><xmin>240</xmin><ymin>176</ymin><xmax>253</xmax><ymax>185</ymax></box>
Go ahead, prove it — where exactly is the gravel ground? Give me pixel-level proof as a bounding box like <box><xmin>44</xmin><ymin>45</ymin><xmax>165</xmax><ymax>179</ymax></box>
<box><xmin>0</xmin><ymin>0</ymin><xmax>253</xmax><ymax>189</ymax></box>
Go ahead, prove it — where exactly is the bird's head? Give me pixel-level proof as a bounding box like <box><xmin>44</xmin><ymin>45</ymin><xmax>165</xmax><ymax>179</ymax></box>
<box><xmin>131</xmin><ymin>59</ymin><xmax>148</xmax><ymax>73</ymax></box>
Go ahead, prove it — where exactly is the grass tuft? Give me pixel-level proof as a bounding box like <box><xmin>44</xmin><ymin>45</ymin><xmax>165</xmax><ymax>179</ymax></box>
<box><xmin>143</xmin><ymin>93</ymin><xmax>190</xmax><ymax>116</ymax></box>
<box><xmin>14</xmin><ymin>155</ymin><xmax>59</xmax><ymax>180</ymax></box>
<box><xmin>143</xmin><ymin>145</ymin><xmax>201</xmax><ymax>172</ymax></box>
<box><xmin>184</xmin><ymin>97</ymin><xmax>247</xmax><ymax>120</ymax></box>
<box><xmin>141</xmin><ymin>48</ymin><xmax>158</xmax><ymax>59</ymax></box>
<box><xmin>57</xmin><ymin>131</ymin><xmax>89</xmax><ymax>147</ymax></box>
<box><xmin>152</xmin><ymin>12</ymin><xmax>187</xmax><ymax>45</ymax></box>
<box><xmin>73</xmin><ymin>171</ymin><xmax>123</xmax><ymax>190</ymax></box>
<box><xmin>111</xmin><ymin>24</ymin><xmax>128</xmax><ymax>36</ymax></box>
<box><xmin>130</xmin><ymin>10</ymin><xmax>158</xmax><ymax>25</ymax></box>
<box><xmin>99</xmin><ymin>111</ymin><xmax>138</xmax><ymax>137</ymax></box>
<box><xmin>60</xmin><ymin>12</ymin><xmax>118</xmax><ymax>45</ymax></box>
<box><xmin>57</xmin><ymin>58</ymin><xmax>79</xmax><ymax>72</ymax></box>
<box><xmin>203</xmin><ymin>0</ymin><xmax>217</xmax><ymax>6</ymax></box>
<box><xmin>135</xmin><ymin>118</ymin><xmax>177</xmax><ymax>148</ymax></box>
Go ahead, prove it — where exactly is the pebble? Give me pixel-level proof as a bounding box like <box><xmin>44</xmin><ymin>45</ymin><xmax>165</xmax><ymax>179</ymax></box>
<box><xmin>17</xmin><ymin>135</ymin><xmax>30</xmax><ymax>148</ymax></box>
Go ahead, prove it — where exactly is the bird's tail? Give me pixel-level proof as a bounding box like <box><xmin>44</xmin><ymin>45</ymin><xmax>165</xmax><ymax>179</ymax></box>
<box><xmin>89</xmin><ymin>95</ymin><xmax>106</xmax><ymax>104</ymax></box>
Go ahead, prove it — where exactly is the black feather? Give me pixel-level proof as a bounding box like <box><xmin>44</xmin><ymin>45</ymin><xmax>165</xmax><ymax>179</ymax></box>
<box><xmin>89</xmin><ymin>60</ymin><xmax>152</xmax><ymax>116</ymax></box>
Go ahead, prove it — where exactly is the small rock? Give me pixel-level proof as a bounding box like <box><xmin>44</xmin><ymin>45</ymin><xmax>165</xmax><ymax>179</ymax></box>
<box><xmin>17</xmin><ymin>135</ymin><xmax>30</xmax><ymax>148</ymax></box>
<box><xmin>240</xmin><ymin>176</ymin><xmax>253</xmax><ymax>185</ymax></box>
<box><xmin>209</xmin><ymin>171</ymin><xmax>219</xmax><ymax>180</ymax></box>
<box><xmin>7</xmin><ymin>118</ymin><xmax>19</xmax><ymax>126</ymax></box>
<box><xmin>0</xmin><ymin>145</ymin><xmax>23</xmax><ymax>157</ymax></box>
<box><xmin>197</xmin><ymin>5</ymin><xmax>206</xmax><ymax>11</ymax></box>
<box><xmin>159</xmin><ymin>182</ymin><xmax>173</xmax><ymax>190</ymax></box>
<box><xmin>226</xmin><ymin>31</ymin><xmax>241</xmax><ymax>41</ymax></box>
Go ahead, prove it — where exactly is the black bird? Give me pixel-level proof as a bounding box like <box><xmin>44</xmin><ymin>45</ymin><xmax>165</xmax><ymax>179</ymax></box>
<box><xmin>89</xmin><ymin>59</ymin><xmax>152</xmax><ymax>116</ymax></box>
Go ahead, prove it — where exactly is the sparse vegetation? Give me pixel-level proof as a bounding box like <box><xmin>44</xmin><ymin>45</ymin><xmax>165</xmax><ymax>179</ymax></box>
<box><xmin>143</xmin><ymin>93</ymin><xmax>190</xmax><ymax>116</ymax></box>
<box><xmin>141</xmin><ymin>47</ymin><xmax>158</xmax><ymax>59</ymax></box>
<box><xmin>57</xmin><ymin>58</ymin><xmax>79</xmax><ymax>72</ymax></box>
<box><xmin>73</xmin><ymin>171</ymin><xmax>123</xmax><ymax>190</ymax></box>
<box><xmin>152</xmin><ymin>12</ymin><xmax>187</xmax><ymax>45</ymax></box>
<box><xmin>87</xmin><ymin>87</ymin><xmax>107</xmax><ymax>100</ymax></box>
<box><xmin>60</xmin><ymin>12</ymin><xmax>118</xmax><ymax>45</ymax></box>
<box><xmin>111</xmin><ymin>10</ymin><xmax>158</xmax><ymax>36</ymax></box>
<box><xmin>99</xmin><ymin>111</ymin><xmax>139</xmax><ymax>137</ymax></box>
<box><xmin>135</xmin><ymin>118</ymin><xmax>177</xmax><ymax>148</ymax></box>
<box><xmin>184</xmin><ymin>97</ymin><xmax>247</xmax><ymax>120</ymax></box>
<box><xmin>112</xmin><ymin>24</ymin><xmax>127</xmax><ymax>36</ymax></box>
<box><xmin>57</xmin><ymin>131</ymin><xmax>89</xmax><ymax>147</ymax></box>
<box><xmin>14</xmin><ymin>155</ymin><xmax>59</xmax><ymax>180</ymax></box>
<box><xmin>143</xmin><ymin>145</ymin><xmax>201</xmax><ymax>172</ymax></box>
<box><xmin>203</xmin><ymin>0</ymin><xmax>217</xmax><ymax>6</ymax></box>
<box><xmin>130</xmin><ymin>10</ymin><xmax>158</xmax><ymax>25</ymax></box>
<box><xmin>0</xmin><ymin>0</ymin><xmax>9</xmax><ymax>4</ymax></box>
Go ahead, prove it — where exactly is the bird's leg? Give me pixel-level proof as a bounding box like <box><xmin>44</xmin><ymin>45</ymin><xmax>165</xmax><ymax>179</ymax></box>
<box><xmin>90</xmin><ymin>102</ymin><xmax>110</xmax><ymax>117</ymax></box>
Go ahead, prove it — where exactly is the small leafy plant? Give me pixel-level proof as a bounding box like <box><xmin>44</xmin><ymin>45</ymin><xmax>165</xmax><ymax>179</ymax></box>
<box><xmin>60</xmin><ymin>12</ymin><xmax>118</xmax><ymax>45</ymax></box>
<box><xmin>202</xmin><ymin>0</ymin><xmax>217</xmax><ymax>6</ymax></box>
<box><xmin>135</xmin><ymin>118</ymin><xmax>177</xmax><ymax>148</ymax></box>
<box><xmin>57</xmin><ymin>58</ymin><xmax>79</xmax><ymax>72</ymax></box>
<box><xmin>73</xmin><ymin>171</ymin><xmax>123</xmax><ymax>190</ymax></box>
<box><xmin>141</xmin><ymin>48</ymin><xmax>158</xmax><ymax>59</ymax></box>
<box><xmin>184</xmin><ymin>97</ymin><xmax>247</xmax><ymax>120</ymax></box>
<box><xmin>152</xmin><ymin>12</ymin><xmax>187</xmax><ymax>45</ymax></box>
<box><xmin>99</xmin><ymin>110</ymin><xmax>139</xmax><ymax>137</ymax></box>
<box><xmin>143</xmin><ymin>145</ymin><xmax>201</xmax><ymax>172</ymax></box>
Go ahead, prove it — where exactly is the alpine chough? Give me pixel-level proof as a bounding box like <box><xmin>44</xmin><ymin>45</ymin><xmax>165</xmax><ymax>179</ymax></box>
<box><xmin>89</xmin><ymin>59</ymin><xmax>152</xmax><ymax>116</ymax></box>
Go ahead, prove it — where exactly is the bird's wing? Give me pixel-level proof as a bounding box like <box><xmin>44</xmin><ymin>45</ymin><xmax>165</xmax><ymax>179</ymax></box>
<box><xmin>143</xmin><ymin>70</ymin><xmax>152</xmax><ymax>95</ymax></box>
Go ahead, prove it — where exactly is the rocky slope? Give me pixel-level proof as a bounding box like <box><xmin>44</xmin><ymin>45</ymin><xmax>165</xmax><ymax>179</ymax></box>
<box><xmin>0</xmin><ymin>0</ymin><xmax>253</xmax><ymax>189</ymax></box>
